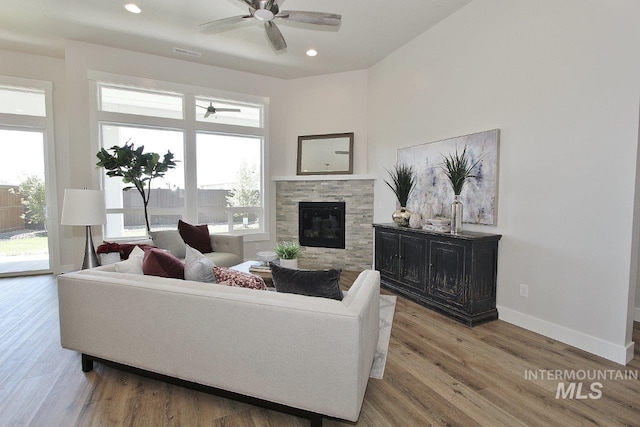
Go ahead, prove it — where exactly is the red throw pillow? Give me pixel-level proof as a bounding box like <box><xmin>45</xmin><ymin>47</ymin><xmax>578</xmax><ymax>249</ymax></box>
<box><xmin>142</xmin><ymin>248</ymin><xmax>185</xmax><ymax>279</ymax></box>
<box><xmin>214</xmin><ymin>267</ymin><xmax>267</xmax><ymax>290</ymax></box>
<box><xmin>178</xmin><ymin>220</ymin><xmax>213</xmax><ymax>253</ymax></box>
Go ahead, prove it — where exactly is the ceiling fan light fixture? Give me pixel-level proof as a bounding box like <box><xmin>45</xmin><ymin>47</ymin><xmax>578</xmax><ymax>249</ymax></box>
<box><xmin>306</xmin><ymin>49</ymin><xmax>318</xmax><ymax>57</ymax></box>
<box><xmin>254</xmin><ymin>9</ymin><xmax>275</xmax><ymax>22</ymax></box>
<box><xmin>124</xmin><ymin>3</ymin><xmax>142</xmax><ymax>14</ymax></box>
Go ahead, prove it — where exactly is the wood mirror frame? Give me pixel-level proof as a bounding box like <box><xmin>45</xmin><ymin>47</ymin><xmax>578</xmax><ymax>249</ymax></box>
<box><xmin>297</xmin><ymin>132</ymin><xmax>354</xmax><ymax>175</ymax></box>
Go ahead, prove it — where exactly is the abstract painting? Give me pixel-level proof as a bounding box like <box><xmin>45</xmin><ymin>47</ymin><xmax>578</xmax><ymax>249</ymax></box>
<box><xmin>397</xmin><ymin>129</ymin><xmax>499</xmax><ymax>225</ymax></box>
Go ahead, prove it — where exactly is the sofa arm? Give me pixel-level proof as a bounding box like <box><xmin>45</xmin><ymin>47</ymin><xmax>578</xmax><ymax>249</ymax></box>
<box><xmin>210</xmin><ymin>234</ymin><xmax>243</xmax><ymax>260</ymax></box>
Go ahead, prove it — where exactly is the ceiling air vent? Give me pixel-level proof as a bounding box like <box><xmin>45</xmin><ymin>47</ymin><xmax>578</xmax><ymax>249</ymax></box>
<box><xmin>172</xmin><ymin>47</ymin><xmax>202</xmax><ymax>58</ymax></box>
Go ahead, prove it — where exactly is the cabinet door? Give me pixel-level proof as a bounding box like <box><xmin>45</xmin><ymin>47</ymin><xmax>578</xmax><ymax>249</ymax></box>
<box><xmin>375</xmin><ymin>229</ymin><xmax>399</xmax><ymax>278</ymax></box>
<box><xmin>428</xmin><ymin>240</ymin><xmax>467</xmax><ymax>308</ymax></box>
<box><xmin>399</xmin><ymin>234</ymin><xmax>427</xmax><ymax>292</ymax></box>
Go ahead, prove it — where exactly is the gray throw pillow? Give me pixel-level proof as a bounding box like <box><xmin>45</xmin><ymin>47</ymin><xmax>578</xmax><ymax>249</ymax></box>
<box><xmin>184</xmin><ymin>245</ymin><xmax>216</xmax><ymax>283</ymax></box>
<box><xmin>270</xmin><ymin>263</ymin><xmax>343</xmax><ymax>301</ymax></box>
<box><xmin>150</xmin><ymin>230</ymin><xmax>186</xmax><ymax>259</ymax></box>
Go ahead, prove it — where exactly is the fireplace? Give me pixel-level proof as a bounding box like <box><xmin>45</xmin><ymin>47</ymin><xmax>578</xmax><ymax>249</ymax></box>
<box><xmin>299</xmin><ymin>202</ymin><xmax>346</xmax><ymax>249</ymax></box>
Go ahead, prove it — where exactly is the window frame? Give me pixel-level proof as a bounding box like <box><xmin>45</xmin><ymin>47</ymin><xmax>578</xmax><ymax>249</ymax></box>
<box><xmin>0</xmin><ymin>75</ymin><xmax>59</xmax><ymax>274</ymax></box>
<box><xmin>89</xmin><ymin>71</ymin><xmax>270</xmax><ymax>242</ymax></box>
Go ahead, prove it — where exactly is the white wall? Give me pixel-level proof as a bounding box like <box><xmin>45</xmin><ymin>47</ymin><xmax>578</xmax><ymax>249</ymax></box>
<box><xmin>368</xmin><ymin>0</ymin><xmax>640</xmax><ymax>364</ymax></box>
<box><xmin>276</xmin><ymin>70</ymin><xmax>369</xmax><ymax>177</ymax></box>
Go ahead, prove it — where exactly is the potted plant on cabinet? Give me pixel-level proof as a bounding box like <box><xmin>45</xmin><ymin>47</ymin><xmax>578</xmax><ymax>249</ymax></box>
<box><xmin>274</xmin><ymin>241</ymin><xmax>302</xmax><ymax>269</ymax></box>
<box><xmin>384</xmin><ymin>163</ymin><xmax>416</xmax><ymax>226</ymax></box>
<box><xmin>96</xmin><ymin>140</ymin><xmax>178</xmax><ymax>235</ymax></box>
<box><xmin>440</xmin><ymin>146</ymin><xmax>481</xmax><ymax>234</ymax></box>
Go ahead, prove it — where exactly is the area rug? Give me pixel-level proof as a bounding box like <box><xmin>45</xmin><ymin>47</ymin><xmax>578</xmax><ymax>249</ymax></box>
<box><xmin>369</xmin><ymin>295</ymin><xmax>397</xmax><ymax>379</ymax></box>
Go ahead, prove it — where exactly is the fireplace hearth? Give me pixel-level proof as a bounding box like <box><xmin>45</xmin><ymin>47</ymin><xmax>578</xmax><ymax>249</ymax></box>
<box><xmin>299</xmin><ymin>202</ymin><xmax>345</xmax><ymax>249</ymax></box>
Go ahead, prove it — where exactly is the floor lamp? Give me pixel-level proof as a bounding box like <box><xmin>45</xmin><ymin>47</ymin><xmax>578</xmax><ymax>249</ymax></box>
<box><xmin>61</xmin><ymin>188</ymin><xmax>107</xmax><ymax>269</ymax></box>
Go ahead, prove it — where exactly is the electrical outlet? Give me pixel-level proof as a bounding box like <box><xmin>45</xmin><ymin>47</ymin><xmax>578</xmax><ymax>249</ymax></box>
<box><xmin>520</xmin><ymin>284</ymin><xmax>528</xmax><ymax>298</ymax></box>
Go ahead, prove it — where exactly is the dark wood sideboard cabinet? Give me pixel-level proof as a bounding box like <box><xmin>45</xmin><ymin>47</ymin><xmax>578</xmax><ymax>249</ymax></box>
<box><xmin>373</xmin><ymin>223</ymin><xmax>501</xmax><ymax>326</ymax></box>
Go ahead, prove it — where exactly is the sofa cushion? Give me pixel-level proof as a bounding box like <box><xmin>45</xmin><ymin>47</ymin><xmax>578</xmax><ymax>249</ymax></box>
<box><xmin>114</xmin><ymin>246</ymin><xmax>145</xmax><ymax>274</ymax></box>
<box><xmin>214</xmin><ymin>267</ymin><xmax>267</xmax><ymax>290</ymax></box>
<box><xmin>270</xmin><ymin>263</ymin><xmax>343</xmax><ymax>300</ymax></box>
<box><xmin>150</xmin><ymin>230</ymin><xmax>186</xmax><ymax>259</ymax></box>
<box><xmin>142</xmin><ymin>247</ymin><xmax>185</xmax><ymax>279</ymax></box>
<box><xmin>184</xmin><ymin>245</ymin><xmax>216</xmax><ymax>283</ymax></box>
<box><xmin>178</xmin><ymin>220</ymin><xmax>213</xmax><ymax>254</ymax></box>
<box><xmin>204</xmin><ymin>252</ymin><xmax>242</xmax><ymax>268</ymax></box>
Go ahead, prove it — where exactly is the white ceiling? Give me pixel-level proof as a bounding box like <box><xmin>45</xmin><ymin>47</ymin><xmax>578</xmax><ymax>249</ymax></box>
<box><xmin>0</xmin><ymin>0</ymin><xmax>472</xmax><ymax>80</ymax></box>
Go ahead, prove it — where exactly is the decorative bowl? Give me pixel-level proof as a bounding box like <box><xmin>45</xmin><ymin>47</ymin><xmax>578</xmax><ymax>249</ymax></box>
<box><xmin>256</xmin><ymin>251</ymin><xmax>278</xmax><ymax>264</ymax></box>
<box><xmin>429</xmin><ymin>218</ymin><xmax>451</xmax><ymax>226</ymax></box>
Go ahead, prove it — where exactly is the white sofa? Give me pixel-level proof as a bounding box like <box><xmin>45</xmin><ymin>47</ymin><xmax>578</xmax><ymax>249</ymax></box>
<box><xmin>149</xmin><ymin>230</ymin><xmax>243</xmax><ymax>267</ymax></box>
<box><xmin>57</xmin><ymin>266</ymin><xmax>380</xmax><ymax>424</ymax></box>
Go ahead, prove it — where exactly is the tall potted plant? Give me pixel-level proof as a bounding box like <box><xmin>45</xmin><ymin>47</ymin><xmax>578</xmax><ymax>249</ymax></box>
<box><xmin>384</xmin><ymin>163</ymin><xmax>416</xmax><ymax>226</ymax></box>
<box><xmin>441</xmin><ymin>146</ymin><xmax>481</xmax><ymax>234</ymax></box>
<box><xmin>96</xmin><ymin>140</ymin><xmax>178</xmax><ymax>234</ymax></box>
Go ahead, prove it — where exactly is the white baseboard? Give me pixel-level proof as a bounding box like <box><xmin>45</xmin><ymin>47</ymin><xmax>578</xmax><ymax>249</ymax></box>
<box><xmin>635</xmin><ymin>306</ymin><xmax>640</xmax><ymax>323</ymax></box>
<box><xmin>497</xmin><ymin>305</ymin><xmax>634</xmax><ymax>366</ymax></box>
<box><xmin>58</xmin><ymin>264</ymin><xmax>75</xmax><ymax>274</ymax></box>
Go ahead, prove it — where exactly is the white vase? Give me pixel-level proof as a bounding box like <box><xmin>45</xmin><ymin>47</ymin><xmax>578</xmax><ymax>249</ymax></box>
<box><xmin>409</xmin><ymin>212</ymin><xmax>422</xmax><ymax>228</ymax></box>
<box><xmin>279</xmin><ymin>258</ymin><xmax>298</xmax><ymax>269</ymax></box>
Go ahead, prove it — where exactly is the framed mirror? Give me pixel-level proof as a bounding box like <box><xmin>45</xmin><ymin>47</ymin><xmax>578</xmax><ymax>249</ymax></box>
<box><xmin>297</xmin><ymin>132</ymin><xmax>354</xmax><ymax>175</ymax></box>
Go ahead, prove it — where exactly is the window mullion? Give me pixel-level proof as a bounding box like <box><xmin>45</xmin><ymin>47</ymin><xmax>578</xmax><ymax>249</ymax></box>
<box><xmin>184</xmin><ymin>93</ymin><xmax>198</xmax><ymax>224</ymax></box>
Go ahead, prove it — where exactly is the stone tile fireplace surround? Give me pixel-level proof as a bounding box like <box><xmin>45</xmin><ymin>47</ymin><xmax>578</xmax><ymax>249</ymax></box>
<box><xmin>275</xmin><ymin>176</ymin><xmax>375</xmax><ymax>271</ymax></box>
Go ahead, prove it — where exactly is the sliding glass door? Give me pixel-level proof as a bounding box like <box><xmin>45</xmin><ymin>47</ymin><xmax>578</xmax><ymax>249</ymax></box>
<box><xmin>0</xmin><ymin>128</ymin><xmax>49</xmax><ymax>274</ymax></box>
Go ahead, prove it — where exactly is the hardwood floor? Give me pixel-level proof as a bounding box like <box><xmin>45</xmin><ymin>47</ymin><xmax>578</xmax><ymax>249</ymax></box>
<box><xmin>1</xmin><ymin>272</ymin><xmax>639</xmax><ymax>426</ymax></box>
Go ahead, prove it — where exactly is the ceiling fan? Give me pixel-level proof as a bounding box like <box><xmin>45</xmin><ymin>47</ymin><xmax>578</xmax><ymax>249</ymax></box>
<box><xmin>197</xmin><ymin>102</ymin><xmax>241</xmax><ymax>118</ymax></box>
<box><xmin>199</xmin><ymin>0</ymin><xmax>342</xmax><ymax>52</ymax></box>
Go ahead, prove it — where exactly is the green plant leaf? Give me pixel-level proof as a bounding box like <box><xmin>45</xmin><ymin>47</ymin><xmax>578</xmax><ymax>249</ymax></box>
<box><xmin>384</xmin><ymin>164</ymin><xmax>416</xmax><ymax>207</ymax></box>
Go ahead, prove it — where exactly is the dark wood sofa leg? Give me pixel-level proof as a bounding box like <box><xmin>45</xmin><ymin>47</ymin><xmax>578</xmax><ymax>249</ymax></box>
<box><xmin>81</xmin><ymin>354</ymin><xmax>94</xmax><ymax>372</ymax></box>
<box><xmin>309</xmin><ymin>414</ymin><xmax>323</xmax><ymax>427</ymax></box>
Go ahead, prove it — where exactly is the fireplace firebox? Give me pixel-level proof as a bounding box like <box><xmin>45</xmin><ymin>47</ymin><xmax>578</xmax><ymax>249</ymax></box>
<box><xmin>298</xmin><ymin>202</ymin><xmax>345</xmax><ymax>249</ymax></box>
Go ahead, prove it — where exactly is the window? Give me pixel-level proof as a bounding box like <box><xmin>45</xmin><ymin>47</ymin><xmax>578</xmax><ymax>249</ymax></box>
<box><xmin>195</xmin><ymin>97</ymin><xmax>261</xmax><ymax>127</ymax></box>
<box><xmin>196</xmin><ymin>133</ymin><xmax>263</xmax><ymax>233</ymax></box>
<box><xmin>101</xmin><ymin>124</ymin><xmax>185</xmax><ymax>238</ymax></box>
<box><xmin>0</xmin><ymin>76</ymin><xmax>57</xmax><ymax>275</ymax></box>
<box><xmin>93</xmin><ymin>77</ymin><xmax>268</xmax><ymax>241</ymax></box>
<box><xmin>99</xmin><ymin>84</ymin><xmax>183</xmax><ymax>119</ymax></box>
<box><xmin>0</xmin><ymin>85</ymin><xmax>46</xmax><ymax>116</ymax></box>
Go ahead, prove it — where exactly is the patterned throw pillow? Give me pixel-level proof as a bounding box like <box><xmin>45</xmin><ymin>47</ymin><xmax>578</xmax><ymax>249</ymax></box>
<box><xmin>214</xmin><ymin>267</ymin><xmax>267</xmax><ymax>290</ymax></box>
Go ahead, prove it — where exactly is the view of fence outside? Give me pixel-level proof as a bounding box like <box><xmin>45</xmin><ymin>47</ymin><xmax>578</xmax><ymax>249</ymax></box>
<box><xmin>120</xmin><ymin>188</ymin><xmax>259</xmax><ymax>232</ymax></box>
<box><xmin>0</xmin><ymin>185</ymin><xmax>25</xmax><ymax>232</ymax></box>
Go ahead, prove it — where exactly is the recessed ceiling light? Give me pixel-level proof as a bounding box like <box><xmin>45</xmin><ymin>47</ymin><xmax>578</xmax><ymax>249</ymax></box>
<box><xmin>306</xmin><ymin>49</ymin><xmax>318</xmax><ymax>57</ymax></box>
<box><xmin>125</xmin><ymin>3</ymin><xmax>142</xmax><ymax>14</ymax></box>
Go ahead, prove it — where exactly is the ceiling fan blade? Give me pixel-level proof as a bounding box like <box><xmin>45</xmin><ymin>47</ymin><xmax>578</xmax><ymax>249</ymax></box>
<box><xmin>214</xmin><ymin>108</ymin><xmax>242</xmax><ymax>113</ymax></box>
<box><xmin>199</xmin><ymin>15</ymin><xmax>251</xmax><ymax>33</ymax></box>
<box><xmin>196</xmin><ymin>104</ymin><xmax>207</xmax><ymax>109</ymax></box>
<box><xmin>204</xmin><ymin>110</ymin><xmax>211</xmax><ymax>118</ymax></box>
<box><xmin>264</xmin><ymin>21</ymin><xmax>287</xmax><ymax>51</ymax></box>
<box><xmin>277</xmin><ymin>11</ymin><xmax>341</xmax><ymax>26</ymax></box>
<box><xmin>235</xmin><ymin>0</ymin><xmax>256</xmax><ymax>10</ymax></box>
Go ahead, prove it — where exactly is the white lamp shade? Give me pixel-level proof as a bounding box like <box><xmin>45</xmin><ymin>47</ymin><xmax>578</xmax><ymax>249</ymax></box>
<box><xmin>61</xmin><ymin>189</ymin><xmax>107</xmax><ymax>226</ymax></box>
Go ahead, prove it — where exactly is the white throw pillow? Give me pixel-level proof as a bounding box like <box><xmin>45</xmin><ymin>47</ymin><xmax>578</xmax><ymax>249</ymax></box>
<box><xmin>184</xmin><ymin>244</ymin><xmax>216</xmax><ymax>283</ymax></box>
<box><xmin>114</xmin><ymin>246</ymin><xmax>145</xmax><ymax>275</ymax></box>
